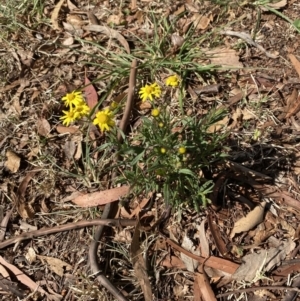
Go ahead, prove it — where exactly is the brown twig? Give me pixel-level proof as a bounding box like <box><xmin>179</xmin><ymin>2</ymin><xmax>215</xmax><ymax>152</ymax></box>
<box><xmin>216</xmin><ymin>286</ymin><xmax>300</xmax><ymax>298</ymax></box>
<box><xmin>88</xmin><ymin>59</ymin><xmax>137</xmax><ymax>301</ymax></box>
<box><xmin>0</xmin><ymin>219</ymin><xmax>136</xmax><ymax>250</ymax></box>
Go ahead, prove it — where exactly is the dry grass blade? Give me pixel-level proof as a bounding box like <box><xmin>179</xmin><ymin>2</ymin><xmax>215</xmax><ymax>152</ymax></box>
<box><xmin>83</xmin><ymin>24</ymin><xmax>130</xmax><ymax>54</ymax></box>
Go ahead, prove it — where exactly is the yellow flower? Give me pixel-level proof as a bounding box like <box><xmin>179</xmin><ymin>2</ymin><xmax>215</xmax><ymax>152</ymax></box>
<box><xmin>160</xmin><ymin>147</ymin><xmax>167</xmax><ymax>154</ymax></box>
<box><xmin>151</xmin><ymin>108</ymin><xmax>160</xmax><ymax>117</ymax></box>
<box><xmin>93</xmin><ymin>108</ymin><xmax>115</xmax><ymax>132</ymax></box>
<box><xmin>158</xmin><ymin>122</ymin><xmax>164</xmax><ymax>128</ymax></box>
<box><xmin>60</xmin><ymin>109</ymin><xmax>80</xmax><ymax>126</ymax></box>
<box><xmin>139</xmin><ymin>83</ymin><xmax>161</xmax><ymax>102</ymax></box>
<box><xmin>165</xmin><ymin>75</ymin><xmax>180</xmax><ymax>87</ymax></box>
<box><xmin>74</xmin><ymin>101</ymin><xmax>90</xmax><ymax>118</ymax></box>
<box><xmin>62</xmin><ymin>91</ymin><xmax>84</xmax><ymax>107</ymax></box>
<box><xmin>178</xmin><ymin>146</ymin><xmax>186</xmax><ymax>154</ymax></box>
<box><xmin>110</xmin><ymin>101</ymin><xmax>119</xmax><ymax>110</ymax></box>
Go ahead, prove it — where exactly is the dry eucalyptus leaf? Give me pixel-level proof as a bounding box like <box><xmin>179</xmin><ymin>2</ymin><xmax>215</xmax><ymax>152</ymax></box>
<box><xmin>18</xmin><ymin>203</ymin><xmax>35</xmax><ymax>219</ymax></box>
<box><xmin>37</xmin><ymin>256</ymin><xmax>72</xmax><ymax>277</ymax></box>
<box><xmin>56</xmin><ymin>125</ymin><xmax>79</xmax><ymax>134</ymax></box>
<box><xmin>191</xmin><ymin>13</ymin><xmax>211</xmax><ymax>30</ymax></box>
<box><xmin>71</xmin><ymin>186</ymin><xmax>130</xmax><ymax>207</ymax></box>
<box><xmin>207</xmin><ymin>116</ymin><xmax>229</xmax><ymax>133</ymax></box>
<box><xmin>67</xmin><ymin>0</ymin><xmax>78</xmax><ymax>10</ymax></box>
<box><xmin>261</xmin><ymin>0</ymin><xmax>287</xmax><ymax>10</ymax></box>
<box><xmin>0</xmin><ymin>263</ymin><xmax>10</xmax><ymax>279</ymax></box>
<box><xmin>62</xmin><ymin>36</ymin><xmax>74</xmax><ymax>46</ymax></box>
<box><xmin>180</xmin><ymin>235</ymin><xmax>200</xmax><ymax>272</ymax></box>
<box><xmin>241</xmin><ymin>108</ymin><xmax>256</xmax><ymax>120</ymax></box>
<box><xmin>64</xmin><ymin>140</ymin><xmax>76</xmax><ymax>159</ymax></box>
<box><xmin>37</xmin><ymin>118</ymin><xmax>51</xmax><ymax>137</ymax></box>
<box><xmin>5</xmin><ymin>150</ymin><xmax>21</xmax><ymax>173</ymax></box>
<box><xmin>206</xmin><ymin>47</ymin><xmax>243</xmax><ymax>68</ymax></box>
<box><xmin>232</xmin><ymin>239</ymin><xmax>295</xmax><ymax>282</ymax></box>
<box><xmin>288</xmin><ymin>54</ymin><xmax>300</xmax><ymax>79</ymax></box>
<box><xmin>171</xmin><ymin>34</ymin><xmax>184</xmax><ymax>47</ymax></box>
<box><xmin>67</xmin><ymin>14</ymin><xmax>84</xmax><ymax>27</ymax></box>
<box><xmin>107</xmin><ymin>14</ymin><xmax>124</xmax><ymax>25</ymax></box>
<box><xmin>25</xmin><ymin>248</ymin><xmax>36</xmax><ymax>264</ymax></box>
<box><xmin>229</xmin><ymin>107</ymin><xmax>242</xmax><ymax>129</ymax></box>
<box><xmin>19</xmin><ymin>221</ymin><xmax>37</xmax><ymax>232</ymax></box>
<box><xmin>230</xmin><ymin>201</ymin><xmax>266</xmax><ymax>238</ymax></box>
<box><xmin>62</xmin><ymin>22</ymin><xmax>84</xmax><ymax>36</ymax></box>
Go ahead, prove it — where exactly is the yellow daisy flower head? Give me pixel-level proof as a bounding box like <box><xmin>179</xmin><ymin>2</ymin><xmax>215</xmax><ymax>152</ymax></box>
<box><xmin>158</xmin><ymin>122</ymin><xmax>164</xmax><ymax>128</ymax></box>
<box><xmin>151</xmin><ymin>108</ymin><xmax>160</xmax><ymax>117</ymax></box>
<box><xmin>74</xmin><ymin>102</ymin><xmax>90</xmax><ymax>118</ymax></box>
<box><xmin>178</xmin><ymin>146</ymin><xmax>186</xmax><ymax>154</ymax></box>
<box><xmin>93</xmin><ymin>108</ymin><xmax>115</xmax><ymax>132</ymax></box>
<box><xmin>62</xmin><ymin>91</ymin><xmax>84</xmax><ymax>107</ymax></box>
<box><xmin>165</xmin><ymin>75</ymin><xmax>180</xmax><ymax>87</ymax></box>
<box><xmin>60</xmin><ymin>108</ymin><xmax>80</xmax><ymax>126</ymax></box>
<box><xmin>139</xmin><ymin>82</ymin><xmax>161</xmax><ymax>102</ymax></box>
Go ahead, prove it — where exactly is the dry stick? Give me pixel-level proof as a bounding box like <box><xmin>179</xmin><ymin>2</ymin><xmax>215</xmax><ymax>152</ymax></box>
<box><xmin>220</xmin><ymin>30</ymin><xmax>278</xmax><ymax>59</ymax></box>
<box><xmin>89</xmin><ymin>59</ymin><xmax>137</xmax><ymax>301</ymax></box>
<box><xmin>216</xmin><ymin>286</ymin><xmax>300</xmax><ymax>298</ymax></box>
<box><xmin>0</xmin><ymin>219</ymin><xmax>136</xmax><ymax>250</ymax></box>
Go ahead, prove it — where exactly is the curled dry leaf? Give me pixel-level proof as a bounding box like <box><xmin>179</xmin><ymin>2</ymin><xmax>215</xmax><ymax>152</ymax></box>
<box><xmin>51</xmin><ymin>0</ymin><xmax>65</xmax><ymax>30</ymax></box>
<box><xmin>5</xmin><ymin>150</ymin><xmax>20</xmax><ymax>173</ymax></box>
<box><xmin>71</xmin><ymin>186</ymin><xmax>130</xmax><ymax>207</ymax></box>
<box><xmin>230</xmin><ymin>201</ymin><xmax>266</xmax><ymax>238</ymax></box>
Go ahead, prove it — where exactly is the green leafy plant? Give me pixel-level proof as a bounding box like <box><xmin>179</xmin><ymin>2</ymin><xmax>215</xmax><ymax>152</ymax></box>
<box><xmin>117</xmin><ymin>106</ymin><xmax>229</xmax><ymax>211</ymax></box>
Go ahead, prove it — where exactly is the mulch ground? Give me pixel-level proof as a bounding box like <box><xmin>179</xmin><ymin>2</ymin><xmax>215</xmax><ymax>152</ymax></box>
<box><xmin>1</xmin><ymin>0</ymin><xmax>300</xmax><ymax>300</ymax></box>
